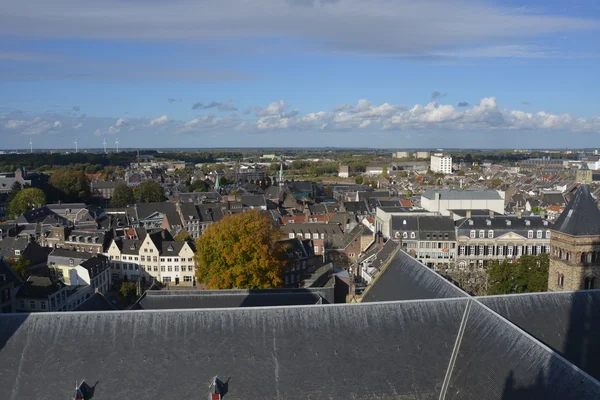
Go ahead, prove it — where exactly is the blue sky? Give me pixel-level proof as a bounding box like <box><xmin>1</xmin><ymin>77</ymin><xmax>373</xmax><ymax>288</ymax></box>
<box><xmin>0</xmin><ymin>0</ymin><xmax>599</xmax><ymax>149</ymax></box>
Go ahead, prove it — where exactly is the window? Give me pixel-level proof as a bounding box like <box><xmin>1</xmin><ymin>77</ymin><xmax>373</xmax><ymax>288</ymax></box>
<box><xmin>536</xmin><ymin>230</ymin><xmax>543</xmax><ymax>239</ymax></box>
<box><xmin>15</xmin><ymin>249</ymin><xmax>21</xmax><ymax>256</ymax></box>
<box><xmin>19</xmin><ymin>300</ymin><xmax>25</xmax><ymax>309</ymax></box>
<box><xmin>488</xmin><ymin>230</ymin><xmax>493</xmax><ymax>239</ymax></box>
<box><xmin>40</xmin><ymin>301</ymin><xmax>47</xmax><ymax>310</ymax></box>
<box><xmin>184</xmin><ymin>276</ymin><xmax>192</xmax><ymax>282</ymax></box>
<box><xmin>507</xmin><ymin>246</ymin><xmax>514</xmax><ymax>257</ymax></box>
<box><xmin>479</xmin><ymin>245</ymin><xmax>484</xmax><ymax>255</ymax></box>
<box><xmin>470</xmin><ymin>230</ymin><xmax>475</xmax><ymax>239</ymax></box>
<box><xmin>459</xmin><ymin>246</ymin><xmax>465</xmax><ymax>256</ymax></box>
<box><xmin>162</xmin><ymin>277</ymin><xmax>171</xmax><ymax>283</ymax></box>
<box><xmin>517</xmin><ymin>246</ymin><xmax>522</xmax><ymax>256</ymax></box>
<box><xmin>410</xmin><ymin>232</ymin><xmax>416</xmax><ymax>239</ymax></box>
<box><xmin>469</xmin><ymin>245</ymin><xmax>475</xmax><ymax>255</ymax></box>
<box><xmin>527</xmin><ymin>230</ymin><xmax>533</xmax><ymax>239</ymax></box>
<box><xmin>167</xmin><ymin>258</ymin><xmax>172</xmax><ymax>262</ymax></box>
<box><xmin>585</xmin><ymin>277</ymin><xmax>595</xmax><ymax>290</ymax></box>
<box><xmin>154</xmin><ymin>266</ymin><xmax>158</xmax><ymax>272</ymax></box>
<box><xmin>30</xmin><ymin>301</ymin><xmax>36</xmax><ymax>309</ymax></box>
<box><xmin>188</xmin><ymin>258</ymin><xmax>193</xmax><ymax>262</ymax></box>
<box><xmin>161</xmin><ymin>266</ymin><xmax>165</xmax><ymax>272</ymax></box>
<box><xmin>174</xmin><ymin>266</ymin><xmax>179</xmax><ymax>272</ymax></box>
<box><xmin>168</xmin><ymin>266</ymin><xmax>173</xmax><ymax>272</ymax></box>
<box><xmin>141</xmin><ymin>256</ymin><xmax>145</xmax><ymax>262</ymax></box>
<box><xmin>402</xmin><ymin>232</ymin><xmax>408</xmax><ymax>239</ymax></box>
<box><xmin>144</xmin><ymin>248</ymin><xmax>148</xmax><ymax>253</ymax></box>
<box><xmin>546</xmin><ymin>230</ymin><xmax>551</xmax><ymax>239</ymax></box>
<box><xmin>479</xmin><ymin>230</ymin><xmax>484</xmax><ymax>238</ymax></box>
<box><xmin>558</xmin><ymin>273</ymin><xmax>564</xmax><ymax>288</ymax></box>
<box><xmin>153</xmin><ymin>256</ymin><xmax>158</xmax><ymax>262</ymax></box>
<box><xmin>498</xmin><ymin>246</ymin><xmax>504</xmax><ymax>256</ymax></box>
<box><xmin>536</xmin><ymin>246</ymin><xmax>542</xmax><ymax>255</ymax></box>
<box><xmin>488</xmin><ymin>245</ymin><xmax>494</xmax><ymax>256</ymax></box>
<box><xmin>69</xmin><ymin>259</ymin><xmax>74</xmax><ymax>266</ymax></box>
<box><xmin>314</xmin><ymin>245</ymin><xmax>319</xmax><ymax>253</ymax></box>
<box><xmin>320</xmin><ymin>233</ymin><xmax>325</xmax><ymax>239</ymax></box>
<box><xmin>527</xmin><ymin>246</ymin><xmax>532</xmax><ymax>255</ymax></box>
<box><xmin>313</xmin><ymin>233</ymin><xmax>319</xmax><ymax>239</ymax></box>
<box><xmin>188</xmin><ymin>266</ymin><xmax>194</xmax><ymax>272</ymax></box>
<box><xmin>289</xmin><ymin>233</ymin><xmax>294</xmax><ymax>239</ymax></box>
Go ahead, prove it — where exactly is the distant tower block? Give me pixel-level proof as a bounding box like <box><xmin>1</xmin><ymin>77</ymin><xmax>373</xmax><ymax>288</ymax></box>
<box><xmin>549</xmin><ymin>184</ymin><xmax>600</xmax><ymax>291</ymax></box>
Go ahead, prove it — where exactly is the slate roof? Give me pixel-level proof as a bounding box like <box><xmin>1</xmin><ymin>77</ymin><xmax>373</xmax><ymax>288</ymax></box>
<box><xmin>553</xmin><ymin>184</ymin><xmax>600</xmax><ymax>236</ymax></box>
<box><xmin>135</xmin><ymin>287</ymin><xmax>334</xmax><ymax>310</ymax></box>
<box><xmin>362</xmin><ymin>250</ymin><xmax>468</xmax><ymax>302</ymax></box>
<box><xmin>73</xmin><ymin>292</ymin><xmax>116</xmax><ymax>311</ymax></box>
<box><xmin>391</xmin><ymin>215</ymin><xmax>456</xmax><ymax>240</ymax></box>
<box><xmin>16</xmin><ymin>275</ymin><xmax>65</xmax><ymax>299</ymax></box>
<box><xmin>455</xmin><ymin>215</ymin><xmax>552</xmax><ymax>236</ymax></box>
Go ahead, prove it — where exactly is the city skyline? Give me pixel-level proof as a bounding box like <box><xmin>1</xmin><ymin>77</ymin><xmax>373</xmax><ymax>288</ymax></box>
<box><xmin>1</xmin><ymin>0</ymin><xmax>599</xmax><ymax>148</ymax></box>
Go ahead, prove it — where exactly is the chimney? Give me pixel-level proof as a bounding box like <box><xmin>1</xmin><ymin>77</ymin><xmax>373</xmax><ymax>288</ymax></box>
<box><xmin>466</xmin><ymin>210</ymin><xmax>472</xmax><ymax>219</ymax></box>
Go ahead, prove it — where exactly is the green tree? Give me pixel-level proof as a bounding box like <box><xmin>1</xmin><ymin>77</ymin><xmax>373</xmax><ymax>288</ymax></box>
<box><xmin>487</xmin><ymin>254</ymin><xmax>549</xmax><ymax>295</ymax></box>
<box><xmin>49</xmin><ymin>169</ymin><xmax>90</xmax><ymax>202</ymax></box>
<box><xmin>134</xmin><ymin>181</ymin><xmax>166</xmax><ymax>203</ymax></box>
<box><xmin>195</xmin><ymin>209</ymin><xmax>286</xmax><ymax>289</ymax></box>
<box><xmin>110</xmin><ymin>183</ymin><xmax>135</xmax><ymax>207</ymax></box>
<box><xmin>120</xmin><ymin>281</ymin><xmax>137</xmax><ymax>300</ymax></box>
<box><xmin>6</xmin><ymin>181</ymin><xmax>22</xmax><ymax>204</ymax></box>
<box><xmin>6</xmin><ymin>256</ymin><xmax>31</xmax><ymax>280</ymax></box>
<box><xmin>355</xmin><ymin>175</ymin><xmax>364</xmax><ymax>184</ymax></box>
<box><xmin>8</xmin><ymin>187</ymin><xmax>46</xmax><ymax>218</ymax></box>
<box><xmin>457</xmin><ymin>170</ymin><xmax>465</xmax><ymax>176</ymax></box>
<box><xmin>174</xmin><ymin>230</ymin><xmax>193</xmax><ymax>242</ymax></box>
<box><xmin>490</xmin><ymin>178</ymin><xmax>503</xmax><ymax>186</ymax></box>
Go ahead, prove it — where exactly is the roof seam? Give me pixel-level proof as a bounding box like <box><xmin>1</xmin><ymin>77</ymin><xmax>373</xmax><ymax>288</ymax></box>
<box><xmin>439</xmin><ymin>298</ymin><xmax>472</xmax><ymax>400</ymax></box>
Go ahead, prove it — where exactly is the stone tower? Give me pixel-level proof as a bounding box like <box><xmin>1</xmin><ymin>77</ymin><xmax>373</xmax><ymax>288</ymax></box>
<box><xmin>548</xmin><ymin>184</ymin><xmax>600</xmax><ymax>291</ymax></box>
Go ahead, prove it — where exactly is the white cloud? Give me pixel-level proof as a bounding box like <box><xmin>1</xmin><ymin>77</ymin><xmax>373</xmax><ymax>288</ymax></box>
<box><xmin>73</xmin><ymin>122</ymin><xmax>83</xmax><ymax>129</ymax></box>
<box><xmin>253</xmin><ymin>100</ymin><xmax>288</xmax><ymax>117</ymax></box>
<box><xmin>0</xmin><ymin>1</ymin><xmax>596</xmax><ymax>58</ymax></box>
<box><xmin>53</xmin><ymin>121</ymin><xmax>61</xmax><ymax>128</ymax></box>
<box><xmin>4</xmin><ymin>120</ymin><xmax>26</xmax><ymax>129</ymax></box>
<box><xmin>149</xmin><ymin>115</ymin><xmax>169</xmax><ymax>126</ymax></box>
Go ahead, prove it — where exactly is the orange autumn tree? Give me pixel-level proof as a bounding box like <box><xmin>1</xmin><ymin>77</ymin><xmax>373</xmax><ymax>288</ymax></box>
<box><xmin>195</xmin><ymin>209</ymin><xmax>287</xmax><ymax>289</ymax></box>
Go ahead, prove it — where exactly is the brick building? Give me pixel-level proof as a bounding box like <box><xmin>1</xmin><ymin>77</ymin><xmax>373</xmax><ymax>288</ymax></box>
<box><xmin>548</xmin><ymin>184</ymin><xmax>600</xmax><ymax>291</ymax></box>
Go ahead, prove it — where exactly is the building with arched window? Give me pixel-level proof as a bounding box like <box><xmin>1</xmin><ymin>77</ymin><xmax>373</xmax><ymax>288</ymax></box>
<box><xmin>548</xmin><ymin>184</ymin><xmax>600</xmax><ymax>291</ymax></box>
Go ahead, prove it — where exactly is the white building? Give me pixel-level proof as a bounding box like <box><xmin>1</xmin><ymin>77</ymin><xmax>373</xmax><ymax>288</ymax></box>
<box><xmin>414</xmin><ymin>151</ymin><xmax>430</xmax><ymax>159</ymax></box>
<box><xmin>421</xmin><ymin>189</ymin><xmax>505</xmax><ymax>217</ymax></box>
<box><xmin>106</xmin><ymin>230</ymin><xmax>196</xmax><ymax>286</ymax></box>
<box><xmin>338</xmin><ymin>165</ymin><xmax>349</xmax><ymax>178</ymax></box>
<box><xmin>394</xmin><ymin>151</ymin><xmax>410</xmax><ymax>159</ymax></box>
<box><xmin>430</xmin><ymin>153</ymin><xmax>452</xmax><ymax>174</ymax></box>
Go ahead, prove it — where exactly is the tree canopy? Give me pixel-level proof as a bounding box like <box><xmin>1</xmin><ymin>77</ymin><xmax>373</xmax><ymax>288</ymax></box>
<box><xmin>7</xmin><ymin>187</ymin><xmax>46</xmax><ymax>219</ymax></box>
<box><xmin>354</xmin><ymin>175</ymin><xmax>364</xmax><ymax>184</ymax></box>
<box><xmin>194</xmin><ymin>209</ymin><xmax>286</xmax><ymax>289</ymax></box>
<box><xmin>134</xmin><ymin>181</ymin><xmax>166</xmax><ymax>203</ymax></box>
<box><xmin>49</xmin><ymin>169</ymin><xmax>90</xmax><ymax>202</ymax></box>
<box><xmin>6</xmin><ymin>256</ymin><xmax>31</xmax><ymax>280</ymax></box>
<box><xmin>111</xmin><ymin>183</ymin><xmax>135</xmax><ymax>207</ymax></box>
<box><xmin>487</xmin><ymin>254</ymin><xmax>549</xmax><ymax>295</ymax></box>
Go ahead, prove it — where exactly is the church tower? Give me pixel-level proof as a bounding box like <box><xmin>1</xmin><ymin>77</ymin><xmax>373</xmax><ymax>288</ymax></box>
<box><xmin>548</xmin><ymin>184</ymin><xmax>600</xmax><ymax>291</ymax></box>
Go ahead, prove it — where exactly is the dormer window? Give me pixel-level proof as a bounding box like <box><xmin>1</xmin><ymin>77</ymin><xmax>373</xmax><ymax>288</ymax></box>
<box><xmin>543</xmin><ymin>220</ymin><xmax>548</xmax><ymax>226</ymax></box>
<box><xmin>402</xmin><ymin>232</ymin><xmax>408</xmax><ymax>239</ymax></box>
<box><xmin>168</xmin><ymin>245</ymin><xmax>174</xmax><ymax>252</ymax></box>
<box><xmin>506</xmin><ymin>220</ymin><xmax>511</xmax><ymax>226</ymax></box>
<box><xmin>527</xmin><ymin>230</ymin><xmax>533</xmax><ymax>239</ymax></box>
<box><xmin>468</xmin><ymin>220</ymin><xmax>473</xmax><ymax>226</ymax></box>
<box><xmin>478</xmin><ymin>230</ymin><xmax>484</xmax><ymax>238</ymax></box>
<box><xmin>486</xmin><ymin>220</ymin><xmax>491</xmax><ymax>226</ymax></box>
<box><xmin>536</xmin><ymin>230</ymin><xmax>543</xmax><ymax>239</ymax></box>
<box><xmin>546</xmin><ymin>230</ymin><xmax>551</xmax><ymax>239</ymax></box>
<box><xmin>410</xmin><ymin>232</ymin><xmax>416</xmax><ymax>239</ymax></box>
<box><xmin>525</xmin><ymin>220</ymin><xmax>530</xmax><ymax>226</ymax></box>
<box><xmin>470</xmin><ymin>230</ymin><xmax>475</xmax><ymax>239</ymax></box>
<box><xmin>488</xmin><ymin>230</ymin><xmax>493</xmax><ymax>238</ymax></box>
<box><xmin>130</xmin><ymin>244</ymin><xmax>136</xmax><ymax>250</ymax></box>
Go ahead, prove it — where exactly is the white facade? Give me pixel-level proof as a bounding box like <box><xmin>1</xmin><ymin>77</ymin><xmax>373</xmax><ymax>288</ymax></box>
<box><xmin>107</xmin><ymin>237</ymin><xmax>196</xmax><ymax>286</ymax></box>
<box><xmin>394</xmin><ymin>151</ymin><xmax>410</xmax><ymax>159</ymax></box>
<box><xmin>430</xmin><ymin>154</ymin><xmax>452</xmax><ymax>174</ymax></box>
<box><xmin>415</xmin><ymin>151</ymin><xmax>430</xmax><ymax>159</ymax></box>
<box><xmin>338</xmin><ymin>165</ymin><xmax>349</xmax><ymax>178</ymax></box>
<box><xmin>421</xmin><ymin>190</ymin><xmax>506</xmax><ymax>217</ymax></box>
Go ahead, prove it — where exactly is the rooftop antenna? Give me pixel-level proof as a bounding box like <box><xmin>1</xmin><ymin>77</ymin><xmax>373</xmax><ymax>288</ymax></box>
<box><xmin>115</xmin><ymin>138</ymin><xmax>119</xmax><ymax>154</ymax></box>
<box><xmin>29</xmin><ymin>138</ymin><xmax>33</xmax><ymax>154</ymax></box>
<box><xmin>103</xmin><ymin>136</ymin><xmax>107</xmax><ymax>154</ymax></box>
<box><xmin>74</xmin><ymin>137</ymin><xmax>78</xmax><ymax>153</ymax></box>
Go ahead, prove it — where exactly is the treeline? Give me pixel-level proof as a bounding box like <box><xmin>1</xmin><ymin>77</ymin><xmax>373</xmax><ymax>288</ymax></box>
<box><xmin>155</xmin><ymin>152</ymin><xmax>243</xmax><ymax>164</ymax></box>
<box><xmin>487</xmin><ymin>254</ymin><xmax>549</xmax><ymax>295</ymax></box>
<box><xmin>0</xmin><ymin>151</ymin><xmax>151</xmax><ymax>172</ymax></box>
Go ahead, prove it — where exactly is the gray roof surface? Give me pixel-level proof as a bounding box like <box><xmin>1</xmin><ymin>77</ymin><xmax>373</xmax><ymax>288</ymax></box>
<box><xmin>422</xmin><ymin>189</ymin><xmax>503</xmax><ymax>201</ymax></box>
<box><xmin>553</xmin><ymin>184</ymin><xmax>600</xmax><ymax>236</ymax></box>
<box><xmin>479</xmin><ymin>290</ymin><xmax>600</xmax><ymax>382</ymax></box>
<box><xmin>73</xmin><ymin>292</ymin><xmax>116</xmax><ymax>311</ymax></box>
<box><xmin>0</xmin><ymin>299</ymin><xmax>468</xmax><ymax>400</ymax></box>
<box><xmin>136</xmin><ymin>287</ymin><xmax>334</xmax><ymax>309</ymax></box>
<box><xmin>362</xmin><ymin>250</ymin><xmax>469</xmax><ymax>302</ymax></box>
